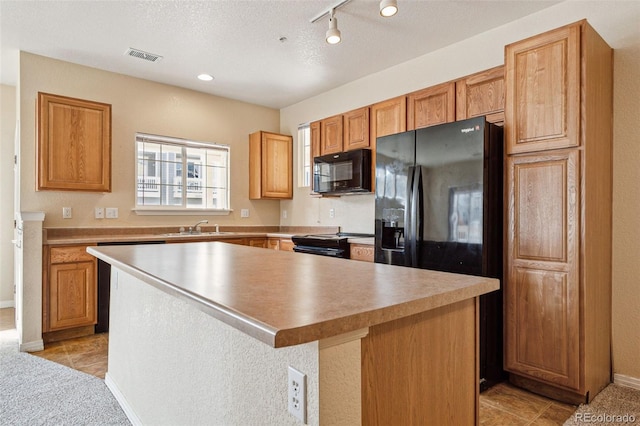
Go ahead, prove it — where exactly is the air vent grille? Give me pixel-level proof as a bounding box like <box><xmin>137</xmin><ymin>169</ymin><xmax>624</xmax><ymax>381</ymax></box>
<box><xmin>125</xmin><ymin>48</ymin><xmax>163</xmax><ymax>62</ymax></box>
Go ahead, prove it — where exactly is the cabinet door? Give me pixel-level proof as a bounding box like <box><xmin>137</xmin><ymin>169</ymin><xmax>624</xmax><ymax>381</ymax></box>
<box><xmin>279</xmin><ymin>239</ymin><xmax>295</xmax><ymax>252</ymax></box>
<box><xmin>321</xmin><ymin>115</ymin><xmax>343</xmax><ymax>155</ymax></box>
<box><xmin>267</xmin><ymin>238</ymin><xmax>280</xmax><ymax>250</ymax></box>
<box><xmin>407</xmin><ymin>82</ymin><xmax>455</xmax><ymax>130</ymax></box>
<box><xmin>505</xmin><ymin>150</ymin><xmax>580</xmax><ymax>390</ymax></box>
<box><xmin>505</xmin><ymin>24</ymin><xmax>580</xmax><ymax>154</ymax></box>
<box><xmin>261</xmin><ymin>132</ymin><xmax>292</xmax><ymax>198</ymax></box>
<box><xmin>249</xmin><ymin>131</ymin><xmax>292</xmax><ymax>199</ymax></box>
<box><xmin>248</xmin><ymin>238</ymin><xmax>267</xmax><ymax>248</ymax></box>
<box><xmin>49</xmin><ymin>261</ymin><xmax>97</xmax><ymax>331</ymax></box>
<box><xmin>371</xmin><ymin>96</ymin><xmax>406</xmax><ymax>139</ymax></box>
<box><xmin>37</xmin><ymin>92</ymin><xmax>111</xmax><ymax>192</ymax></box>
<box><xmin>456</xmin><ymin>66</ymin><xmax>505</xmax><ymax>125</ymax></box>
<box><xmin>343</xmin><ymin>107</ymin><xmax>370</xmax><ymax>151</ymax></box>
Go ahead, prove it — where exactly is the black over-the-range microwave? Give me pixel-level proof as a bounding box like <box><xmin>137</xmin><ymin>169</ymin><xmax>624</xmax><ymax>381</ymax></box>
<box><xmin>313</xmin><ymin>148</ymin><xmax>372</xmax><ymax>195</ymax></box>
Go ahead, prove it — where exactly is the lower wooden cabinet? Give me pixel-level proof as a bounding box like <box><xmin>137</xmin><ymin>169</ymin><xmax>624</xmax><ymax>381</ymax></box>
<box><xmin>267</xmin><ymin>238</ymin><xmax>294</xmax><ymax>252</ymax></box>
<box><xmin>505</xmin><ymin>151</ymin><xmax>580</xmax><ymax>390</ymax></box>
<box><xmin>350</xmin><ymin>244</ymin><xmax>374</xmax><ymax>262</ymax></box>
<box><xmin>247</xmin><ymin>238</ymin><xmax>267</xmax><ymax>248</ymax></box>
<box><xmin>44</xmin><ymin>245</ymin><xmax>97</xmax><ymax>332</ymax></box>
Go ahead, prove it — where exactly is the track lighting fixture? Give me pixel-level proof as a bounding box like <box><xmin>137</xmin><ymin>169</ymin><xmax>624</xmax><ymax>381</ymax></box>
<box><xmin>311</xmin><ymin>0</ymin><xmax>397</xmax><ymax>45</ymax></box>
<box><xmin>326</xmin><ymin>9</ymin><xmax>341</xmax><ymax>44</ymax></box>
<box><xmin>380</xmin><ymin>0</ymin><xmax>398</xmax><ymax>17</ymax></box>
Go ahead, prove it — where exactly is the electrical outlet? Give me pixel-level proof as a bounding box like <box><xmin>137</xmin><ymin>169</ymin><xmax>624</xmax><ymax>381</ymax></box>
<box><xmin>95</xmin><ymin>207</ymin><xmax>104</xmax><ymax>219</ymax></box>
<box><xmin>282</xmin><ymin>210</ymin><xmax>288</xmax><ymax>219</ymax></box>
<box><xmin>62</xmin><ymin>207</ymin><xmax>72</xmax><ymax>219</ymax></box>
<box><xmin>240</xmin><ymin>209</ymin><xmax>249</xmax><ymax>218</ymax></box>
<box><xmin>105</xmin><ymin>207</ymin><xmax>118</xmax><ymax>219</ymax></box>
<box><xmin>288</xmin><ymin>366</ymin><xmax>307</xmax><ymax>423</ymax></box>
<box><xmin>329</xmin><ymin>208</ymin><xmax>335</xmax><ymax>218</ymax></box>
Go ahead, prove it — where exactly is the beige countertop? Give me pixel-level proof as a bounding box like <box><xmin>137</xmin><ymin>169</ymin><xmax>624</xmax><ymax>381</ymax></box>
<box><xmin>45</xmin><ymin>231</ymin><xmax>281</xmax><ymax>245</ymax></box>
<box><xmin>42</xmin><ymin>225</ymin><xmax>340</xmax><ymax>245</ymax></box>
<box><xmin>88</xmin><ymin>241</ymin><xmax>498</xmax><ymax>348</ymax></box>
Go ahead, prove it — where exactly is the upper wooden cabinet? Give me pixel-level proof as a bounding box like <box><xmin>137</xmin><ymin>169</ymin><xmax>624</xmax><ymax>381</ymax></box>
<box><xmin>370</xmin><ymin>96</ymin><xmax>406</xmax><ymax>139</ymax></box>
<box><xmin>320</xmin><ymin>114</ymin><xmax>343</xmax><ymax>155</ymax></box>
<box><xmin>504</xmin><ymin>20</ymin><xmax>613</xmax><ymax>404</ymax></box>
<box><xmin>456</xmin><ymin>66</ymin><xmax>505</xmax><ymax>125</ymax></box>
<box><xmin>249</xmin><ymin>131</ymin><xmax>293</xmax><ymax>199</ymax></box>
<box><xmin>310</xmin><ymin>121</ymin><xmax>321</xmax><ymax>159</ymax></box>
<box><xmin>407</xmin><ymin>82</ymin><xmax>455</xmax><ymax>130</ymax></box>
<box><xmin>505</xmin><ymin>25</ymin><xmax>580</xmax><ymax>154</ymax></box>
<box><xmin>37</xmin><ymin>92</ymin><xmax>111</xmax><ymax>192</ymax></box>
<box><xmin>343</xmin><ymin>107</ymin><xmax>370</xmax><ymax>151</ymax></box>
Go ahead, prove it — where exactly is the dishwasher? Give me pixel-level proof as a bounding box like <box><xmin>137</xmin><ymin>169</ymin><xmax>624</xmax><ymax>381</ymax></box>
<box><xmin>95</xmin><ymin>240</ymin><xmax>166</xmax><ymax>332</ymax></box>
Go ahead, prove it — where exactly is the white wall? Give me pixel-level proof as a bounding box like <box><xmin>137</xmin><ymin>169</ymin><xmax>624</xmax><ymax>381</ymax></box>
<box><xmin>0</xmin><ymin>84</ymin><xmax>16</xmax><ymax>307</ymax></box>
<box><xmin>280</xmin><ymin>1</ymin><xmax>640</xmax><ymax>381</ymax></box>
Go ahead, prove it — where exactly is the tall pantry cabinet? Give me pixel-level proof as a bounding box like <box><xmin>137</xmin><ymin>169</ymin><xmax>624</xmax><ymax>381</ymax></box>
<box><xmin>504</xmin><ymin>20</ymin><xmax>613</xmax><ymax>404</ymax></box>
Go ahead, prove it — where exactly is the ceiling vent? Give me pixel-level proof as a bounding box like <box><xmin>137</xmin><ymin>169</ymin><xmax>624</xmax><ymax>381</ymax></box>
<box><xmin>125</xmin><ymin>48</ymin><xmax>163</xmax><ymax>62</ymax></box>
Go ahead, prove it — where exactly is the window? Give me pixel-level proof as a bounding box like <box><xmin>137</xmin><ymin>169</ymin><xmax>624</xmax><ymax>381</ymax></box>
<box><xmin>298</xmin><ymin>124</ymin><xmax>311</xmax><ymax>187</ymax></box>
<box><xmin>135</xmin><ymin>133</ymin><xmax>230</xmax><ymax>212</ymax></box>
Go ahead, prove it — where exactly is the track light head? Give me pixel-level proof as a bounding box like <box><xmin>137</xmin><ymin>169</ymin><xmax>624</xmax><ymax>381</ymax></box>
<box><xmin>380</xmin><ymin>0</ymin><xmax>398</xmax><ymax>17</ymax></box>
<box><xmin>326</xmin><ymin>10</ymin><xmax>341</xmax><ymax>44</ymax></box>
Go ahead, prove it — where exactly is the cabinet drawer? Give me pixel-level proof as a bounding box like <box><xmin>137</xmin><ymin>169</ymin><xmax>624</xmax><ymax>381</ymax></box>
<box><xmin>50</xmin><ymin>246</ymin><xmax>95</xmax><ymax>263</ymax></box>
<box><xmin>350</xmin><ymin>244</ymin><xmax>374</xmax><ymax>262</ymax></box>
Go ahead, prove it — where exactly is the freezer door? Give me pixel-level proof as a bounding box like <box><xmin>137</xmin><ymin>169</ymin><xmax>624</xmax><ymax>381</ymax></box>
<box><xmin>374</xmin><ymin>131</ymin><xmax>415</xmax><ymax>266</ymax></box>
<box><xmin>415</xmin><ymin>117</ymin><xmax>486</xmax><ymax>275</ymax></box>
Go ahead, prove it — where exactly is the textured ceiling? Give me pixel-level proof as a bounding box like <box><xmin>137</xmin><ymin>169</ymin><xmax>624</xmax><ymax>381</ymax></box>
<box><xmin>0</xmin><ymin>0</ymin><xmax>560</xmax><ymax>109</ymax></box>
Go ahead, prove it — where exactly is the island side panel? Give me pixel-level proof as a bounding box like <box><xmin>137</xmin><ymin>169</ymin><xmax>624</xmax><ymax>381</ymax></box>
<box><xmin>362</xmin><ymin>298</ymin><xmax>479</xmax><ymax>425</ymax></box>
<box><xmin>106</xmin><ymin>267</ymin><xmax>321</xmax><ymax>426</ymax></box>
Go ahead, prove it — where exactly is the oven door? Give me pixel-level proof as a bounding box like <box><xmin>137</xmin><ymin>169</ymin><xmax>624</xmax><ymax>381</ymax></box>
<box><xmin>293</xmin><ymin>245</ymin><xmax>347</xmax><ymax>258</ymax></box>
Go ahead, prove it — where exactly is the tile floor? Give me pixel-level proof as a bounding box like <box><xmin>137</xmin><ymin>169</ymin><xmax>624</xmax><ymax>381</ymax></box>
<box><xmin>1</xmin><ymin>308</ymin><xmax>577</xmax><ymax>424</ymax></box>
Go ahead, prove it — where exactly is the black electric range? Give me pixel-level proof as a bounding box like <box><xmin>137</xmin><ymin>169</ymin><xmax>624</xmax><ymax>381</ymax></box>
<box><xmin>291</xmin><ymin>232</ymin><xmax>374</xmax><ymax>259</ymax></box>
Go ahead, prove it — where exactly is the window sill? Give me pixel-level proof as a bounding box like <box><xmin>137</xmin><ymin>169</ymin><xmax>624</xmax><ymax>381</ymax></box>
<box><xmin>132</xmin><ymin>208</ymin><xmax>232</xmax><ymax>216</ymax></box>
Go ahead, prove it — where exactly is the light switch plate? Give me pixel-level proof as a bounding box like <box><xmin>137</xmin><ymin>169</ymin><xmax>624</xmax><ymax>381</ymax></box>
<box><xmin>95</xmin><ymin>207</ymin><xmax>104</xmax><ymax>219</ymax></box>
<box><xmin>105</xmin><ymin>207</ymin><xmax>118</xmax><ymax>219</ymax></box>
<box><xmin>240</xmin><ymin>209</ymin><xmax>249</xmax><ymax>218</ymax></box>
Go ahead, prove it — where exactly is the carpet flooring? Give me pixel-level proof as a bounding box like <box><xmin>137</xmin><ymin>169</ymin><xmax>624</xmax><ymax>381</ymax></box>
<box><xmin>564</xmin><ymin>383</ymin><xmax>640</xmax><ymax>425</ymax></box>
<box><xmin>0</xmin><ymin>328</ymin><xmax>130</xmax><ymax>425</ymax></box>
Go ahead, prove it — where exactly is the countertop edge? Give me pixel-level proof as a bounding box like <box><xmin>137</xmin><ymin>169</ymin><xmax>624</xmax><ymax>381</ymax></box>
<box><xmin>272</xmin><ymin>279</ymin><xmax>497</xmax><ymax>347</ymax></box>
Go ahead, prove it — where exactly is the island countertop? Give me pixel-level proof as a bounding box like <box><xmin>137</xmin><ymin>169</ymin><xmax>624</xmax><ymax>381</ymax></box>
<box><xmin>88</xmin><ymin>242</ymin><xmax>499</xmax><ymax>348</ymax></box>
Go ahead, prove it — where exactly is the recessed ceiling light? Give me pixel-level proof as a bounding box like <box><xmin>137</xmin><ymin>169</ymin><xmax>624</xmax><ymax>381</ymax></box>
<box><xmin>197</xmin><ymin>74</ymin><xmax>214</xmax><ymax>81</ymax></box>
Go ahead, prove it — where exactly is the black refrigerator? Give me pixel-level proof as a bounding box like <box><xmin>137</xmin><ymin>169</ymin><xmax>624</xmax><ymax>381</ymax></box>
<box><xmin>374</xmin><ymin>116</ymin><xmax>504</xmax><ymax>389</ymax></box>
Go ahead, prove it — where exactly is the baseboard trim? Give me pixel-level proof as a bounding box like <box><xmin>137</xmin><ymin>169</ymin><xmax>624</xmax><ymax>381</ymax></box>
<box><xmin>105</xmin><ymin>373</ymin><xmax>142</xmax><ymax>426</ymax></box>
<box><xmin>0</xmin><ymin>300</ymin><xmax>15</xmax><ymax>308</ymax></box>
<box><xmin>19</xmin><ymin>339</ymin><xmax>44</xmax><ymax>352</ymax></box>
<box><xmin>613</xmin><ymin>374</ymin><xmax>640</xmax><ymax>390</ymax></box>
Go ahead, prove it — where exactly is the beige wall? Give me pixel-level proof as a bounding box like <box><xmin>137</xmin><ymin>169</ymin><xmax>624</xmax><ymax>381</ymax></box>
<box><xmin>0</xmin><ymin>84</ymin><xmax>16</xmax><ymax>306</ymax></box>
<box><xmin>19</xmin><ymin>52</ymin><xmax>282</xmax><ymax>229</ymax></box>
<box><xmin>281</xmin><ymin>2</ymin><xmax>640</xmax><ymax>381</ymax></box>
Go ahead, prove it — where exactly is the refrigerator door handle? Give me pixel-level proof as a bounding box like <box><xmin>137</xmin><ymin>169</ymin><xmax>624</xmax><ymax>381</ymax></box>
<box><xmin>405</xmin><ymin>166</ymin><xmax>415</xmax><ymax>261</ymax></box>
<box><xmin>409</xmin><ymin>166</ymin><xmax>421</xmax><ymax>265</ymax></box>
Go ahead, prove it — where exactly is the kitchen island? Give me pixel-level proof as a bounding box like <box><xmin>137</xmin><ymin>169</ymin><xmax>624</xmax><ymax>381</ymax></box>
<box><xmin>88</xmin><ymin>241</ymin><xmax>498</xmax><ymax>425</ymax></box>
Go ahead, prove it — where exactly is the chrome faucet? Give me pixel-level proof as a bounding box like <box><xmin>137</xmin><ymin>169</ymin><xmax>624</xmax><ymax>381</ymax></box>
<box><xmin>189</xmin><ymin>219</ymin><xmax>208</xmax><ymax>234</ymax></box>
